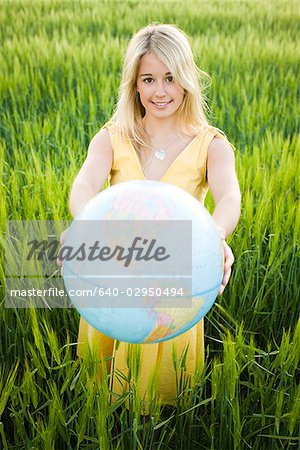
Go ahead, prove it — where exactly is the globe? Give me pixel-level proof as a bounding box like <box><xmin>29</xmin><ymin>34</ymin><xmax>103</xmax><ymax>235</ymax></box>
<box><xmin>62</xmin><ymin>180</ymin><xmax>223</xmax><ymax>344</ymax></box>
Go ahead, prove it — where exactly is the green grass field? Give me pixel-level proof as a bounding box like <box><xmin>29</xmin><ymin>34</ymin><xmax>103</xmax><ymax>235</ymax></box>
<box><xmin>0</xmin><ymin>1</ymin><xmax>299</xmax><ymax>448</ymax></box>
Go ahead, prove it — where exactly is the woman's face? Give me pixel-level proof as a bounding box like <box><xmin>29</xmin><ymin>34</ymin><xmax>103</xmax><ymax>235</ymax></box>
<box><xmin>136</xmin><ymin>52</ymin><xmax>185</xmax><ymax>119</ymax></box>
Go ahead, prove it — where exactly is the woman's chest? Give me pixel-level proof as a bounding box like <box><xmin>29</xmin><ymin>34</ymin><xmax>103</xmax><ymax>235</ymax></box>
<box><xmin>110</xmin><ymin>129</ymin><xmax>209</xmax><ymax>185</ymax></box>
<box><xmin>139</xmin><ymin>151</ymin><xmax>179</xmax><ymax>181</ymax></box>
<box><xmin>138</xmin><ymin>137</ymin><xmax>197</xmax><ymax>181</ymax></box>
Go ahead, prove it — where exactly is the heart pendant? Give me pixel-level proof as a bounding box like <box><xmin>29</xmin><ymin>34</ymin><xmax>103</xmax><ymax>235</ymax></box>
<box><xmin>154</xmin><ymin>149</ymin><xmax>166</xmax><ymax>161</ymax></box>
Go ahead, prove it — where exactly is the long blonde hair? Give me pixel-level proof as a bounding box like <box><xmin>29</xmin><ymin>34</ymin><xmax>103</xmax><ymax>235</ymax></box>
<box><xmin>104</xmin><ymin>23</ymin><xmax>217</xmax><ymax>155</ymax></box>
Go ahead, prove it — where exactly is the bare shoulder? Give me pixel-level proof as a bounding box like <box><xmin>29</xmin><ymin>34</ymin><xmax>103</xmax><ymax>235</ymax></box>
<box><xmin>207</xmin><ymin>136</ymin><xmax>235</xmax><ymax>163</ymax></box>
<box><xmin>208</xmin><ymin>136</ymin><xmax>234</xmax><ymax>153</ymax></box>
<box><xmin>88</xmin><ymin>127</ymin><xmax>112</xmax><ymax>155</ymax></box>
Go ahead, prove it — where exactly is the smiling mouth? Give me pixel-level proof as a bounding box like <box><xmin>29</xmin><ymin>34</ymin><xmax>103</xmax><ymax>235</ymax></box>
<box><xmin>151</xmin><ymin>100</ymin><xmax>173</xmax><ymax>107</ymax></box>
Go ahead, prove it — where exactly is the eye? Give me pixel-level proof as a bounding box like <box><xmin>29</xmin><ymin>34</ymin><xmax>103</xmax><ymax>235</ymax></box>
<box><xmin>166</xmin><ymin>76</ymin><xmax>174</xmax><ymax>82</ymax></box>
<box><xmin>143</xmin><ymin>78</ymin><xmax>153</xmax><ymax>84</ymax></box>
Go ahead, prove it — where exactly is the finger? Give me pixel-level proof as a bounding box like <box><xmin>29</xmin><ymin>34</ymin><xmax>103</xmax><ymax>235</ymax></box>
<box><xmin>222</xmin><ymin>267</ymin><xmax>232</xmax><ymax>287</ymax></box>
<box><xmin>219</xmin><ymin>265</ymin><xmax>232</xmax><ymax>296</ymax></box>
<box><xmin>223</xmin><ymin>246</ymin><xmax>234</xmax><ymax>272</ymax></box>
<box><xmin>58</xmin><ymin>228</ymin><xmax>69</xmax><ymax>266</ymax></box>
<box><xmin>218</xmin><ymin>271</ymin><xmax>231</xmax><ymax>296</ymax></box>
<box><xmin>218</xmin><ymin>283</ymin><xmax>225</xmax><ymax>296</ymax></box>
<box><xmin>224</xmin><ymin>255</ymin><xmax>234</xmax><ymax>273</ymax></box>
<box><xmin>219</xmin><ymin>243</ymin><xmax>234</xmax><ymax>296</ymax></box>
<box><xmin>60</xmin><ymin>228</ymin><xmax>69</xmax><ymax>245</ymax></box>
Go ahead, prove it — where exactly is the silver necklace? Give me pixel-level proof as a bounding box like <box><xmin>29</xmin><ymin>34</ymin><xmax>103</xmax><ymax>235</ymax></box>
<box><xmin>150</xmin><ymin>133</ymin><xmax>181</xmax><ymax>161</ymax></box>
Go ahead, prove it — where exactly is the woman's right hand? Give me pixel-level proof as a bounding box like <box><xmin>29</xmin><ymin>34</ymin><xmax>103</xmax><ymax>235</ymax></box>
<box><xmin>57</xmin><ymin>227</ymin><xmax>69</xmax><ymax>267</ymax></box>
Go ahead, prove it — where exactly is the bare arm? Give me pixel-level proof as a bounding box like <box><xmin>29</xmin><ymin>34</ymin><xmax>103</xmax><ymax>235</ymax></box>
<box><xmin>207</xmin><ymin>137</ymin><xmax>241</xmax><ymax>238</ymax></box>
<box><xmin>207</xmin><ymin>136</ymin><xmax>241</xmax><ymax>295</ymax></box>
<box><xmin>69</xmin><ymin>128</ymin><xmax>113</xmax><ymax>218</ymax></box>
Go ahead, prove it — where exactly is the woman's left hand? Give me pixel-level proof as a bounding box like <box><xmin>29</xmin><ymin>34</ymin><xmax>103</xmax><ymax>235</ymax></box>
<box><xmin>218</xmin><ymin>240</ymin><xmax>234</xmax><ymax>296</ymax></box>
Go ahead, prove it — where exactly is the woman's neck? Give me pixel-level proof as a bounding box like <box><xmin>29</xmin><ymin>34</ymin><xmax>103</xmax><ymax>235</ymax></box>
<box><xmin>142</xmin><ymin>115</ymin><xmax>179</xmax><ymax>140</ymax></box>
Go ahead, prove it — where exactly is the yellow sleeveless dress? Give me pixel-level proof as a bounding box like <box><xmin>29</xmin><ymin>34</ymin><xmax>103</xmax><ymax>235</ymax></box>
<box><xmin>77</xmin><ymin>122</ymin><xmax>225</xmax><ymax>413</ymax></box>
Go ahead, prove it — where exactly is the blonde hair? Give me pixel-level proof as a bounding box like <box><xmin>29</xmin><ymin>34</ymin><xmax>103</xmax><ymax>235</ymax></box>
<box><xmin>104</xmin><ymin>23</ymin><xmax>219</xmax><ymax>155</ymax></box>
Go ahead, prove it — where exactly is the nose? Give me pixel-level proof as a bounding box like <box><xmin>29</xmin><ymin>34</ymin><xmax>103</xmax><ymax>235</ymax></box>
<box><xmin>155</xmin><ymin>80</ymin><xmax>167</xmax><ymax>97</ymax></box>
